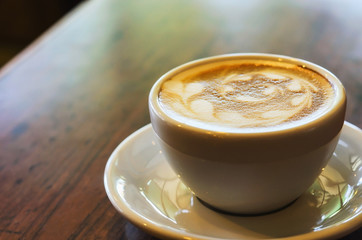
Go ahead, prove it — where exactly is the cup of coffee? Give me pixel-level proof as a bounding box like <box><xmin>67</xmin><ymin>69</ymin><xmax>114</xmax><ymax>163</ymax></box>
<box><xmin>149</xmin><ymin>53</ymin><xmax>346</xmax><ymax>214</ymax></box>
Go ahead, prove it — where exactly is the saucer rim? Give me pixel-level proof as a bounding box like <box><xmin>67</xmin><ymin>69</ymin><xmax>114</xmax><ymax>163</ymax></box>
<box><xmin>104</xmin><ymin>122</ymin><xmax>362</xmax><ymax>240</ymax></box>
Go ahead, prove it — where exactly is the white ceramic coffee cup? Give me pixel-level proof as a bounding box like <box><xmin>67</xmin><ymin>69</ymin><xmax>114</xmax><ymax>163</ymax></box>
<box><xmin>149</xmin><ymin>53</ymin><xmax>346</xmax><ymax>214</ymax></box>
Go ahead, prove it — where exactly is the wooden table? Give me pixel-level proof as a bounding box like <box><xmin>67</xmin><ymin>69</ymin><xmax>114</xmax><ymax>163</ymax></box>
<box><xmin>0</xmin><ymin>0</ymin><xmax>361</xmax><ymax>239</ymax></box>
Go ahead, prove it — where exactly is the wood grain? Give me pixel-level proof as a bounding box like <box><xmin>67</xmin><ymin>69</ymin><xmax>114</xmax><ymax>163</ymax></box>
<box><xmin>0</xmin><ymin>0</ymin><xmax>361</xmax><ymax>239</ymax></box>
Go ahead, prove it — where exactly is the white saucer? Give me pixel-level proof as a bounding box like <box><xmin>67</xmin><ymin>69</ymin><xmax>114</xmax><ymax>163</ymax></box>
<box><xmin>104</xmin><ymin>122</ymin><xmax>362</xmax><ymax>240</ymax></box>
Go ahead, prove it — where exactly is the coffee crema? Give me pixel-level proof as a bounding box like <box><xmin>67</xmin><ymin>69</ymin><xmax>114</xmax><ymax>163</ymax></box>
<box><xmin>158</xmin><ymin>60</ymin><xmax>335</xmax><ymax>132</ymax></box>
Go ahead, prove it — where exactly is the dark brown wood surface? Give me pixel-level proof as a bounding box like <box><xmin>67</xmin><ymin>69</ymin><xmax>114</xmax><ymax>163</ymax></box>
<box><xmin>0</xmin><ymin>0</ymin><xmax>361</xmax><ymax>239</ymax></box>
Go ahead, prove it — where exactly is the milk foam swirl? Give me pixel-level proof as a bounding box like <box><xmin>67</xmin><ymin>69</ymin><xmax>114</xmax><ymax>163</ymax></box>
<box><xmin>159</xmin><ymin>65</ymin><xmax>332</xmax><ymax>130</ymax></box>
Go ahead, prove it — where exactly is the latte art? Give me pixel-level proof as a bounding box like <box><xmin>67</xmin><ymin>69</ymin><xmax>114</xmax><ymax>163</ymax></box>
<box><xmin>158</xmin><ymin>61</ymin><xmax>334</xmax><ymax>131</ymax></box>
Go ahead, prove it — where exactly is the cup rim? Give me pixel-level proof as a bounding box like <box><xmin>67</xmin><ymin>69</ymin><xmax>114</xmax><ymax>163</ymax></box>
<box><xmin>149</xmin><ymin>53</ymin><xmax>346</xmax><ymax>136</ymax></box>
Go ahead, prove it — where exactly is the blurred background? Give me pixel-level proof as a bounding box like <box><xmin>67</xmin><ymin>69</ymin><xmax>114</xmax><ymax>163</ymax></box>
<box><xmin>0</xmin><ymin>0</ymin><xmax>83</xmax><ymax>67</ymax></box>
